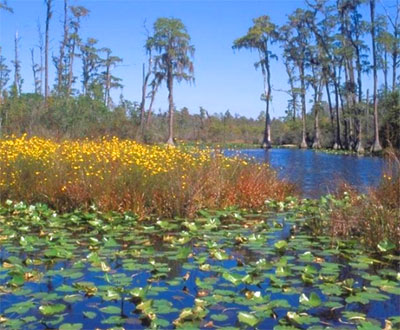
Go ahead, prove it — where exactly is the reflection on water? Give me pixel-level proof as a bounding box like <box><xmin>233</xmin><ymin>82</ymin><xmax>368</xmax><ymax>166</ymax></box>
<box><xmin>224</xmin><ymin>149</ymin><xmax>386</xmax><ymax>198</ymax></box>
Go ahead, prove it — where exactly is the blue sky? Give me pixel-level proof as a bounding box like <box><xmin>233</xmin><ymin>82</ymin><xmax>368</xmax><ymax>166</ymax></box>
<box><xmin>0</xmin><ymin>0</ymin><xmax>395</xmax><ymax>119</ymax></box>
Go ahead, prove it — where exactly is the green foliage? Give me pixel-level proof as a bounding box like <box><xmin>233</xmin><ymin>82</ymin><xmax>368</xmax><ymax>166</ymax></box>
<box><xmin>379</xmin><ymin>90</ymin><xmax>400</xmax><ymax>148</ymax></box>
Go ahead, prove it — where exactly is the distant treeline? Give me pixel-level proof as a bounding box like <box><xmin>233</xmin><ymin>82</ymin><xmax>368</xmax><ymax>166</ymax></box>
<box><xmin>0</xmin><ymin>0</ymin><xmax>399</xmax><ymax>149</ymax></box>
<box><xmin>0</xmin><ymin>92</ymin><xmax>398</xmax><ymax>149</ymax></box>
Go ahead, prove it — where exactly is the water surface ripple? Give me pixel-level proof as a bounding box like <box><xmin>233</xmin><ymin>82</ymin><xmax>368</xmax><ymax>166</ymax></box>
<box><xmin>224</xmin><ymin>149</ymin><xmax>386</xmax><ymax>198</ymax></box>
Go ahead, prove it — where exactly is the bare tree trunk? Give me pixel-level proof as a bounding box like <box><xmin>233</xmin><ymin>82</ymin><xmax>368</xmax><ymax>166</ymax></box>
<box><xmin>339</xmin><ymin>82</ymin><xmax>349</xmax><ymax>149</ymax></box>
<box><xmin>312</xmin><ymin>82</ymin><xmax>323</xmax><ymax>149</ymax></box>
<box><xmin>365</xmin><ymin>89</ymin><xmax>370</xmax><ymax>138</ymax></box>
<box><xmin>166</xmin><ymin>65</ymin><xmax>174</xmax><ymax>145</ymax></box>
<box><xmin>333</xmin><ymin>76</ymin><xmax>342</xmax><ymax>149</ymax></box>
<box><xmin>355</xmin><ymin>43</ymin><xmax>364</xmax><ymax>153</ymax></box>
<box><xmin>299</xmin><ymin>62</ymin><xmax>307</xmax><ymax>149</ymax></box>
<box><xmin>393</xmin><ymin>20</ymin><xmax>399</xmax><ymax>91</ymax></box>
<box><xmin>67</xmin><ymin>31</ymin><xmax>77</xmax><ymax>97</ymax></box>
<box><xmin>31</xmin><ymin>48</ymin><xmax>41</xmax><ymax>94</ymax></box>
<box><xmin>263</xmin><ymin>99</ymin><xmax>271</xmax><ymax>149</ymax></box>
<box><xmin>13</xmin><ymin>31</ymin><xmax>21</xmax><ymax>95</ymax></box>
<box><xmin>262</xmin><ymin>58</ymin><xmax>272</xmax><ymax>149</ymax></box>
<box><xmin>325</xmin><ymin>80</ymin><xmax>335</xmax><ymax>146</ymax></box>
<box><xmin>355</xmin><ymin>55</ymin><xmax>365</xmax><ymax>153</ymax></box>
<box><xmin>146</xmin><ymin>94</ymin><xmax>155</xmax><ymax>127</ymax></box>
<box><xmin>44</xmin><ymin>0</ymin><xmax>52</xmax><ymax>103</ymax></box>
<box><xmin>105</xmin><ymin>63</ymin><xmax>111</xmax><ymax>108</ymax></box>
<box><xmin>370</xmin><ymin>0</ymin><xmax>383</xmax><ymax>152</ymax></box>
<box><xmin>348</xmin><ymin>60</ymin><xmax>357</xmax><ymax>150</ymax></box>
<box><xmin>37</xmin><ymin>22</ymin><xmax>44</xmax><ymax>95</ymax></box>
<box><xmin>383</xmin><ymin>50</ymin><xmax>388</xmax><ymax>93</ymax></box>
<box><xmin>146</xmin><ymin>81</ymin><xmax>160</xmax><ymax>128</ymax></box>
<box><xmin>393</xmin><ymin>50</ymin><xmax>398</xmax><ymax>91</ymax></box>
<box><xmin>355</xmin><ymin>105</ymin><xmax>365</xmax><ymax>153</ymax></box>
<box><xmin>57</xmin><ymin>0</ymin><xmax>68</xmax><ymax>94</ymax></box>
<box><xmin>140</xmin><ymin>60</ymin><xmax>151</xmax><ymax>135</ymax></box>
<box><xmin>284</xmin><ymin>58</ymin><xmax>297</xmax><ymax>121</ymax></box>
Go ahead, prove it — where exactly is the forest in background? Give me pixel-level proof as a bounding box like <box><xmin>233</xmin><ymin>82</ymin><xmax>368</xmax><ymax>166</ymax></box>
<box><xmin>0</xmin><ymin>0</ymin><xmax>399</xmax><ymax>150</ymax></box>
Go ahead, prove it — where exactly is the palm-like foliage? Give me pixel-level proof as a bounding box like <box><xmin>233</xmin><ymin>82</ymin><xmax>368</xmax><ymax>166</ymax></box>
<box><xmin>146</xmin><ymin>18</ymin><xmax>195</xmax><ymax>145</ymax></box>
<box><xmin>286</xmin><ymin>9</ymin><xmax>312</xmax><ymax>148</ymax></box>
<box><xmin>0</xmin><ymin>0</ymin><xmax>12</xmax><ymax>12</ymax></box>
<box><xmin>233</xmin><ymin>15</ymin><xmax>278</xmax><ymax>148</ymax></box>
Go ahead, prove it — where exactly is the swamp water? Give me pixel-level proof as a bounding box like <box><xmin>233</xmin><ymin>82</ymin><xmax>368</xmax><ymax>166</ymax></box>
<box><xmin>224</xmin><ymin>149</ymin><xmax>386</xmax><ymax>198</ymax></box>
<box><xmin>0</xmin><ymin>201</ymin><xmax>399</xmax><ymax>329</ymax></box>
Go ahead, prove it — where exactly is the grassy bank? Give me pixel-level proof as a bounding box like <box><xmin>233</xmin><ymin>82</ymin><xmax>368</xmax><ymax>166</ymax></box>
<box><xmin>0</xmin><ymin>136</ymin><xmax>296</xmax><ymax>218</ymax></box>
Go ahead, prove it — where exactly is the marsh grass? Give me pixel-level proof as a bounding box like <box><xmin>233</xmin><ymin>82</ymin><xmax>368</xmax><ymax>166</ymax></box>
<box><xmin>0</xmin><ymin>136</ymin><xmax>297</xmax><ymax>218</ymax></box>
<box><xmin>330</xmin><ymin>148</ymin><xmax>400</xmax><ymax>250</ymax></box>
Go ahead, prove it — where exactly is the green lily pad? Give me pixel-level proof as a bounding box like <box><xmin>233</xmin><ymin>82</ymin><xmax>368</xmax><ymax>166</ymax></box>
<box><xmin>238</xmin><ymin>312</ymin><xmax>260</xmax><ymax>327</ymax></box>
<box><xmin>377</xmin><ymin>239</ymin><xmax>395</xmax><ymax>252</ymax></box>
<box><xmin>299</xmin><ymin>292</ymin><xmax>321</xmax><ymax>308</ymax></box>
<box><xmin>83</xmin><ymin>311</ymin><xmax>96</xmax><ymax>319</ymax></box>
<box><xmin>39</xmin><ymin>304</ymin><xmax>66</xmax><ymax>316</ymax></box>
<box><xmin>211</xmin><ymin>314</ymin><xmax>229</xmax><ymax>322</ymax></box>
<box><xmin>100</xmin><ymin>306</ymin><xmax>121</xmax><ymax>314</ymax></box>
<box><xmin>59</xmin><ymin>323</ymin><xmax>83</xmax><ymax>330</ymax></box>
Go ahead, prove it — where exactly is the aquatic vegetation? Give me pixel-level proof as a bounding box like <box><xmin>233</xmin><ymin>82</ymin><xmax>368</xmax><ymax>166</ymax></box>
<box><xmin>0</xmin><ymin>136</ymin><xmax>296</xmax><ymax>217</ymax></box>
<box><xmin>0</xmin><ymin>201</ymin><xmax>398</xmax><ymax>329</ymax></box>
<box><xmin>268</xmin><ymin>190</ymin><xmax>399</xmax><ymax>252</ymax></box>
<box><xmin>327</xmin><ymin>149</ymin><xmax>400</xmax><ymax>250</ymax></box>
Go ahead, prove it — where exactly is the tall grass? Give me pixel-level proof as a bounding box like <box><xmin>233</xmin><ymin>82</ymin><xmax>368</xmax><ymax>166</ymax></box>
<box><xmin>330</xmin><ymin>148</ymin><xmax>400</xmax><ymax>250</ymax></box>
<box><xmin>0</xmin><ymin>136</ymin><xmax>297</xmax><ymax>218</ymax></box>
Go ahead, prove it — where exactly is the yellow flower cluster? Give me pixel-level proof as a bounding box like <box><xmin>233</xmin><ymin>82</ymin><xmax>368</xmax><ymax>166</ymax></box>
<box><xmin>0</xmin><ymin>136</ymin><xmax>249</xmax><ymax>190</ymax></box>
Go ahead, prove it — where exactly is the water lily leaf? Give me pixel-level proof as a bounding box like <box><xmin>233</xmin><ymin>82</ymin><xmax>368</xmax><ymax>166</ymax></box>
<box><xmin>56</xmin><ymin>285</ymin><xmax>75</xmax><ymax>293</ymax></box>
<box><xmin>299</xmin><ymin>251</ymin><xmax>314</xmax><ymax>262</ymax></box>
<box><xmin>267</xmin><ymin>299</ymin><xmax>291</xmax><ymax>309</ymax></box>
<box><xmin>222</xmin><ymin>272</ymin><xmax>242</xmax><ymax>286</ymax></box>
<box><xmin>238</xmin><ymin>312</ymin><xmax>259</xmax><ymax>327</ymax></box>
<box><xmin>286</xmin><ymin>311</ymin><xmax>319</xmax><ymax>325</ymax></box>
<box><xmin>183</xmin><ymin>221</ymin><xmax>198</xmax><ymax>232</ymax></box>
<box><xmin>323</xmin><ymin>301</ymin><xmax>343</xmax><ymax>309</ymax></box>
<box><xmin>83</xmin><ymin>311</ymin><xmax>96</xmax><ymax>319</ymax></box>
<box><xmin>101</xmin><ymin>315</ymin><xmax>125</xmax><ymax>325</ymax></box>
<box><xmin>153</xmin><ymin>318</ymin><xmax>170</xmax><ymax>327</ymax></box>
<box><xmin>342</xmin><ymin>311</ymin><xmax>366</xmax><ymax>322</ymax></box>
<box><xmin>274</xmin><ymin>240</ymin><xmax>288</xmax><ymax>251</ymax></box>
<box><xmin>276</xmin><ymin>266</ymin><xmax>290</xmax><ymax>277</ymax></box>
<box><xmin>319</xmin><ymin>283</ymin><xmax>343</xmax><ymax>296</ymax></box>
<box><xmin>137</xmin><ymin>300</ymin><xmax>153</xmax><ymax>313</ymax></box>
<box><xmin>130</xmin><ymin>287</ymin><xmax>146</xmax><ymax>299</ymax></box>
<box><xmin>9</xmin><ymin>273</ymin><xmax>25</xmax><ymax>286</ymax></box>
<box><xmin>63</xmin><ymin>294</ymin><xmax>83</xmax><ymax>303</ymax></box>
<box><xmin>346</xmin><ymin>294</ymin><xmax>369</xmax><ymax>305</ymax></box>
<box><xmin>59</xmin><ymin>323</ymin><xmax>83</xmax><ymax>330</ymax></box>
<box><xmin>212</xmin><ymin>250</ymin><xmax>228</xmax><ymax>260</ymax></box>
<box><xmin>377</xmin><ymin>239</ymin><xmax>395</xmax><ymax>252</ymax></box>
<box><xmin>357</xmin><ymin>291</ymin><xmax>390</xmax><ymax>302</ymax></box>
<box><xmin>389</xmin><ymin>316</ymin><xmax>400</xmax><ymax>325</ymax></box>
<box><xmin>381</xmin><ymin>286</ymin><xmax>400</xmax><ymax>295</ymax></box>
<box><xmin>303</xmin><ymin>265</ymin><xmax>317</xmax><ymax>274</ymax></box>
<box><xmin>176</xmin><ymin>247</ymin><xmax>191</xmax><ymax>259</ymax></box>
<box><xmin>44</xmin><ymin>248</ymin><xmax>73</xmax><ymax>259</ymax></box>
<box><xmin>274</xmin><ymin>326</ymin><xmax>298</xmax><ymax>330</ymax></box>
<box><xmin>211</xmin><ymin>314</ymin><xmax>228</xmax><ymax>322</ymax></box>
<box><xmin>4</xmin><ymin>300</ymin><xmax>35</xmax><ymax>315</ymax></box>
<box><xmin>100</xmin><ymin>305</ymin><xmax>121</xmax><ymax>314</ymax></box>
<box><xmin>299</xmin><ymin>292</ymin><xmax>321</xmax><ymax>308</ymax></box>
<box><xmin>370</xmin><ymin>279</ymin><xmax>397</xmax><ymax>288</ymax></box>
<box><xmin>39</xmin><ymin>304</ymin><xmax>66</xmax><ymax>316</ymax></box>
<box><xmin>102</xmin><ymin>289</ymin><xmax>120</xmax><ymax>301</ymax></box>
<box><xmin>357</xmin><ymin>321</ymin><xmax>382</xmax><ymax>330</ymax></box>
